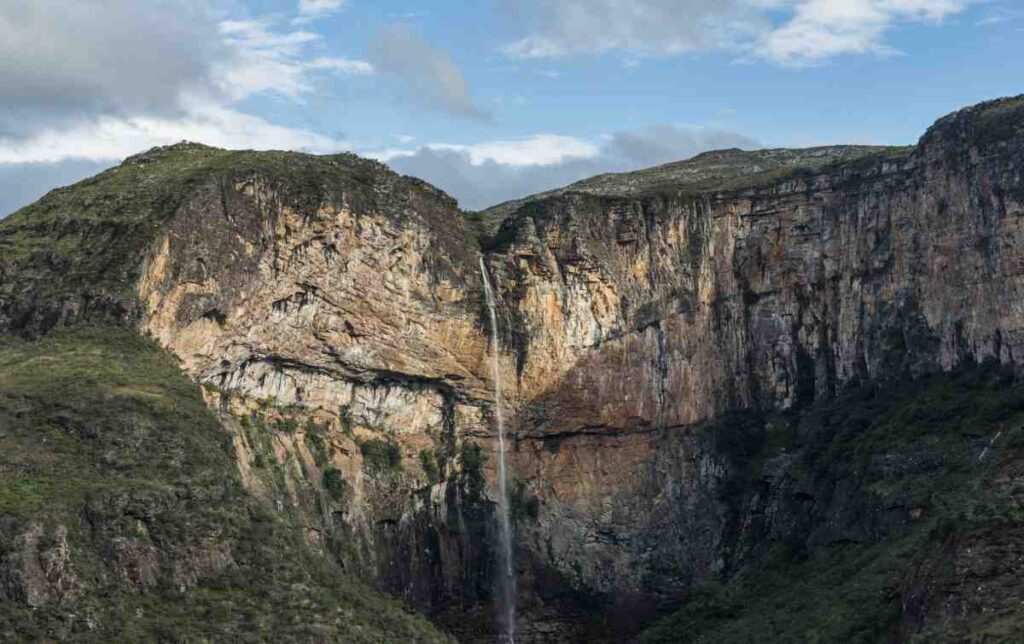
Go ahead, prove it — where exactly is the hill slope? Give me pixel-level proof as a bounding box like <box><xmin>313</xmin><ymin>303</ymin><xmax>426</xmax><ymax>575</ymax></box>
<box><xmin>0</xmin><ymin>325</ymin><xmax>451</xmax><ymax>642</ymax></box>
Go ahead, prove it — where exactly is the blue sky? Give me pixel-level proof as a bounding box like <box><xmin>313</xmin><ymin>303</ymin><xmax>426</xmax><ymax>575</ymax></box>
<box><xmin>1</xmin><ymin>0</ymin><xmax>1022</xmax><ymax>215</ymax></box>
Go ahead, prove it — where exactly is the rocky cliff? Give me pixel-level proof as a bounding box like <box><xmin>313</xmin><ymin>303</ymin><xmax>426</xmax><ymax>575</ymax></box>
<box><xmin>483</xmin><ymin>95</ymin><xmax>1024</xmax><ymax>620</ymax></box>
<box><xmin>1</xmin><ymin>95</ymin><xmax>1023</xmax><ymax>642</ymax></box>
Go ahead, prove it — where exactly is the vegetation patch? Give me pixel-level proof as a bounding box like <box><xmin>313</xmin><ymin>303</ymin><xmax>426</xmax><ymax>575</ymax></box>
<box><xmin>322</xmin><ymin>468</ymin><xmax>349</xmax><ymax>501</ymax></box>
<box><xmin>339</xmin><ymin>405</ymin><xmax>354</xmax><ymax>437</ymax></box>
<box><xmin>304</xmin><ymin>421</ymin><xmax>330</xmax><ymax>468</ymax></box>
<box><xmin>241</xmin><ymin>414</ymin><xmax>277</xmax><ymax>468</ymax></box>
<box><xmin>419</xmin><ymin>448</ymin><xmax>441</xmax><ymax>484</ymax></box>
<box><xmin>972</xmin><ymin>96</ymin><xmax>1024</xmax><ymax>147</ymax></box>
<box><xmin>359</xmin><ymin>438</ymin><xmax>402</xmax><ymax>475</ymax></box>
<box><xmin>274</xmin><ymin>416</ymin><xmax>299</xmax><ymax>433</ymax></box>
<box><xmin>460</xmin><ymin>441</ymin><xmax>485</xmax><ymax>480</ymax></box>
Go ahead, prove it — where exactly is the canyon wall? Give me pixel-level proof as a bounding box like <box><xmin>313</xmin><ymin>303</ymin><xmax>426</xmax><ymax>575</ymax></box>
<box><xmin>480</xmin><ymin>98</ymin><xmax>1024</xmax><ymax>617</ymax></box>
<box><xmin>1</xmin><ymin>96</ymin><xmax>1022</xmax><ymax>639</ymax></box>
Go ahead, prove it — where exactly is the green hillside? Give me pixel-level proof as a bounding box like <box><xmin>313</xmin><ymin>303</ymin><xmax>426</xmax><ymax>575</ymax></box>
<box><xmin>0</xmin><ymin>325</ymin><xmax>451</xmax><ymax>642</ymax></box>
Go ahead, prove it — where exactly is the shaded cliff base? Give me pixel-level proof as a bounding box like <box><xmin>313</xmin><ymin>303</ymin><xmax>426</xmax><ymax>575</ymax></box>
<box><xmin>418</xmin><ymin>361</ymin><xmax>1024</xmax><ymax>643</ymax></box>
<box><xmin>627</xmin><ymin>362</ymin><xmax>1024</xmax><ymax>642</ymax></box>
<box><xmin>0</xmin><ymin>325</ymin><xmax>451</xmax><ymax>642</ymax></box>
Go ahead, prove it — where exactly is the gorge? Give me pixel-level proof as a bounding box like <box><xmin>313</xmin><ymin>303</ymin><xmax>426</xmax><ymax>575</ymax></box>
<box><xmin>1</xmin><ymin>94</ymin><xmax>1024</xmax><ymax>642</ymax></box>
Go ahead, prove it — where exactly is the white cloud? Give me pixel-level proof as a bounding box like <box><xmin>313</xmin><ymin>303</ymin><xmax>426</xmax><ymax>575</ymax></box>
<box><xmin>0</xmin><ymin>0</ymin><xmax>223</xmax><ymax>136</ymax></box>
<box><xmin>501</xmin><ymin>0</ymin><xmax>971</xmax><ymax>66</ymax></box>
<box><xmin>215</xmin><ymin>19</ymin><xmax>320</xmax><ymax>99</ymax></box>
<box><xmin>307</xmin><ymin>57</ymin><xmax>375</xmax><ymax>74</ymax></box>
<box><xmin>974</xmin><ymin>3</ymin><xmax>1023</xmax><ymax>26</ymax></box>
<box><xmin>0</xmin><ymin>2</ymin><xmax>368</xmax><ymax>167</ymax></box>
<box><xmin>0</xmin><ymin>106</ymin><xmax>349</xmax><ymax>165</ymax></box>
<box><xmin>295</xmin><ymin>0</ymin><xmax>347</xmax><ymax>23</ymax></box>
<box><xmin>449</xmin><ymin>135</ymin><xmax>600</xmax><ymax>166</ymax></box>
<box><xmin>0</xmin><ymin>1</ymin><xmax>371</xmax><ymax>134</ymax></box>
<box><xmin>464</xmin><ymin>135</ymin><xmax>598</xmax><ymax>166</ymax></box>
<box><xmin>501</xmin><ymin>0</ymin><xmax>766</xmax><ymax>59</ymax></box>
<box><xmin>756</xmin><ymin>0</ymin><xmax>968</xmax><ymax>65</ymax></box>
<box><xmin>216</xmin><ymin>18</ymin><xmax>372</xmax><ymax>101</ymax></box>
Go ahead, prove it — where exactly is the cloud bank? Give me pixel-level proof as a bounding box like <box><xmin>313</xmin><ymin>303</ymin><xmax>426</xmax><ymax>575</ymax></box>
<box><xmin>502</xmin><ymin>0</ymin><xmax>970</xmax><ymax>66</ymax></box>
<box><xmin>0</xmin><ymin>0</ymin><xmax>370</xmax><ymax>167</ymax></box>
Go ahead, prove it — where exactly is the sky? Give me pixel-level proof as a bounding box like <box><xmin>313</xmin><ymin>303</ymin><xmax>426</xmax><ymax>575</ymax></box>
<box><xmin>1</xmin><ymin>0</ymin><xmax>1022</xmax><ymax>216</ymax></box>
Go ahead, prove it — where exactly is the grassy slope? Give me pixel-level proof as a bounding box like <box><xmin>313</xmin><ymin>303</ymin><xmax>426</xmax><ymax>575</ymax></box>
<box><xmin>0</xmin><ymin>143</ymin><xmax>406</xmax><ymax>271</ymax></box>
<box><xmin>0</xmin><ymin>145</ymin><xmax>231</xmax><ymax>301</ymax></box>
<box><xmin>642</xmin><ymin>364</ymin><xmax>1024</xmax><ymax>643</ymax></box>
<box><xmin>0</xmin><ymin>325</ymin><xmax>450</xmax><ymax>642</ymax></box>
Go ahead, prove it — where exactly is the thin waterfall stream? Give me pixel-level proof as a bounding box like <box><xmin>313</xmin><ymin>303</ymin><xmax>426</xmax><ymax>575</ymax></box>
<box><xmin>478</xmin><ymin>256</ymin><xmax>516</xmax><ymax>643</ymax></box>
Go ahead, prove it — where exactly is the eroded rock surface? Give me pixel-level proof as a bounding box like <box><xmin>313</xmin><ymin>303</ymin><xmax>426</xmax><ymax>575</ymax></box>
<box><xmin>1</xmin><ymin>96</ymin><xmax>1023</xmax><ymax>641</ymax></box>
<box><xmin>477</xmin><ymin>97</ymin><xmax>1024</xmax><ymax>617</ymax></box>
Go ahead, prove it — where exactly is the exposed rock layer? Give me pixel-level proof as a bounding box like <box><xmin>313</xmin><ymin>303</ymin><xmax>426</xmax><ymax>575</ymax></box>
<box><xmin>479</xmin><ymin>98</ymin><xmax>1024</xmax><ymax>619</ymax></box>
<box><xmin>1</xmin><ymin>96</ymin><xmax>1023</xmax><ymax>640</ymax></box>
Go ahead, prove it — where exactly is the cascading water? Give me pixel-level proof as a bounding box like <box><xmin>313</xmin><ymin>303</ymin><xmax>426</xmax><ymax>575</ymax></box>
<box><xmin>478</xmin><ymin>255</ymin><xmax>516</xmax><ymax>643</ymax></box>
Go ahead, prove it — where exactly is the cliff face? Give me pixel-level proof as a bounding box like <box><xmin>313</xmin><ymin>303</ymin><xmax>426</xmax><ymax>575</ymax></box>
<box><xmin>0</xmin><ymin>144</ymin><xmax>512</xmax><ymax>637</ymax></box>
<box><xmin>480</xmin><ymin>97</ymin><xmax>1024</xmax><ymax>616</ymax></box>
<box><xmin>128</xmin><ymin>148</ymin><xmax>506</xmax><ymax>620</ymax></box>
<box><xmin>1</xmin><ymin>96</ymin><xmax>1023</xmax><ymax>641</ymax></box>
<box><xmin>488</xmin><ymin>103</ymin><xmax>1024</xmax><ymax>431</ymax></box>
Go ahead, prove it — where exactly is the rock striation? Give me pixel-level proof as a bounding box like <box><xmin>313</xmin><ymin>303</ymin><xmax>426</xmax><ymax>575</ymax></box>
<box><xmin>1</xmin><ymin>96</ymin><xmax>1023</xmax><ymax>641</ymax></box>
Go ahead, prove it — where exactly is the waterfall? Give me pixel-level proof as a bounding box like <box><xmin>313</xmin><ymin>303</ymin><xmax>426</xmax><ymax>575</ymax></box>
<box><xmin>478</xmin><ymin>255</ymin><xmax>516</xmax><ymax>643</ymax></box>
